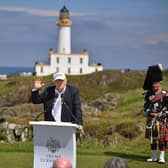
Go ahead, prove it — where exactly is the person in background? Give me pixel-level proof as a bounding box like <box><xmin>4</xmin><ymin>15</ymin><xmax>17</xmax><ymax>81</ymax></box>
<box><xmin>53</xmin><ymin>157</ymin><xmax>72</xmax><ymax>168</ymax></box>
<box><xmin>104</xmin><ymin>157</ymin><xmax>128</xmax><ymax>168</ymax></box>
<box><xmin>143</xmin><ymin>64</ymin><xmax>168</xmax><ymax>164</ymax></box>
<box><xmin>31</xmin><ymin>72</ymin><xmax>83</xmax><ymax>133</ymax></box>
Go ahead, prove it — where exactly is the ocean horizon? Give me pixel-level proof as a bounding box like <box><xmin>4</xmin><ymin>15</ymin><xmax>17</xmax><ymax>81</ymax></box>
<box><xmin>0</xmin><ymin>66</ymin><xmax>34</xmax><ymax>75</ymax></box>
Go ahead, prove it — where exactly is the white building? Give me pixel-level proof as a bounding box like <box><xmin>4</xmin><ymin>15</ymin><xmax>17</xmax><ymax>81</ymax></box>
<box><xmin>35</xmin><ymin>6</ymin><xmax>103</xmax><ymax>76</ymax></box>
<box><xmin>19</xmin><ymin>72</ymin><xmax>33</xmax><ymax>76</ymax></box>
<box><xmin>0</xmin><ymin>74</ymin><xmax>7</xmax><ymax>80</ymax></box>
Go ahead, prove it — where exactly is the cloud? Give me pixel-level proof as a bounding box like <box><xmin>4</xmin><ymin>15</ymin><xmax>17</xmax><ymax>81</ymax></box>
<box><xmin>144</xmin><ymin>33</ymin><xmax>168</xmax><ymax>50</ymax></box>
<box><xmin>145</xmin><ymin>40</ymin><xmax>168</xmax><ymax>50</ymax></box>
<box><xmin>0</xmin><ymin>6</ymin><xmax>95</xmax><ymax>17</ymax></box>
<box><xmin>144</xmin><ymin>32</ymin><xmax>168</xmax><ymax>42</ymax></box>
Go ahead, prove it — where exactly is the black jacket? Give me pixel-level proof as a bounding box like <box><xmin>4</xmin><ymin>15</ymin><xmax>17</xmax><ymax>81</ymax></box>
<box><xmin>31</xmin><ymin>85</ymin><xmax>82</xmax><ymax>125</ymax></box>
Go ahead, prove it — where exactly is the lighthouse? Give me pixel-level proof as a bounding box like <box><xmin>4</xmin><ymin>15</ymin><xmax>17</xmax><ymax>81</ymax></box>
<box><xmin>35</xmin><ymin>6</ymin><xmax>103</xmax><ymax>76</ymax></box>
<box><xmin>57</xmin><ymin>6</ymin><xmax>71</xmax><ymax>54</ymax></box>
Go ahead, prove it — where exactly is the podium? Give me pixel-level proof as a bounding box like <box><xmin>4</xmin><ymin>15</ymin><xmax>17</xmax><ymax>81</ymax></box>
<box><xmin>29</xmin><ymin>121</ymin><xmax>78</xmax><ymax>168</ymax></box>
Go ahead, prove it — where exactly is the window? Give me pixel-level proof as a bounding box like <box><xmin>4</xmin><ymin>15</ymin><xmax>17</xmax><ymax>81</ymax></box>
<box><xmin>80</xmin><ymin>58</ymin><xmax>83</xmax><ymax>64</ymax></box>
<box><xmin>40</xmin><ymin>66</ymin><xmax>43</xmax><ymax>73</ymax></box>
<box><xmin>68</xmin><ymin>67</ymin><xmax>71</xmax><ymax>74</ymax></box>
<box><xmin>56</xmin><ymin>67</ymin><xmax>59</xmax><ymax>72</ymax></box>
<box><xmin>56</xmin><ymin>57</ymin><xmax>59</xmax><ymax>63</ymax></box>
<box><xmin>80</xmin><ymin>68</ymin><xmax>83</xmax><ymax>74</ymax></box>
<box><xmin>68</xmin><ymin>57</ymin><xmax>71</xmax><ymax>64</ymax></box>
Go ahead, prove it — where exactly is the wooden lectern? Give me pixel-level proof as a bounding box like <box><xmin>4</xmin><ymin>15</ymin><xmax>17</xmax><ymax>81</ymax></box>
<box><xmin>29</xmin><ymin>121</ymin><xmax>78</xmax><ymax>168</ymax></box>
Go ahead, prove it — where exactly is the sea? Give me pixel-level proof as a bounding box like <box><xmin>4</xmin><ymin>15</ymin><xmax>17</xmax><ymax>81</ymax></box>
<box><xmin>0</xmin><ymin>66</ymin><xmax>34</xmax><ymax>75</ymax></box>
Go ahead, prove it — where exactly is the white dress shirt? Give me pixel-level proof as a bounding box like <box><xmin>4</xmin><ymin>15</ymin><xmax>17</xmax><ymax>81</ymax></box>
<box><xmin>51</xmin><ymin>87</ymin><xmax>66</xmax><ymax>122</ymax></box>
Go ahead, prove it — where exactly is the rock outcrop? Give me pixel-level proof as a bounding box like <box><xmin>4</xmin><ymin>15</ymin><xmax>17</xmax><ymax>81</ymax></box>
<box><xmin>89</xmin><ymin>93</ymin><xmax>119</xmax><ymax>111</ymax></box>
<box><xmin>0</xmin><ymin>121</ymin><xmax>32</xmax><ymax>142</ymax></box>
<box><xmin>0</xmin><ymin>92</ymin><xmax>120</xmax><ymax>142</ymax></box>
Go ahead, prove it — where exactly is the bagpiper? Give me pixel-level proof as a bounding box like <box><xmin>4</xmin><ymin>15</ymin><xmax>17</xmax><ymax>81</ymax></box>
<box><xmin>143</xmin><ymin>64</ymin><xmax>168</xmax><ymax>163</ymax></box>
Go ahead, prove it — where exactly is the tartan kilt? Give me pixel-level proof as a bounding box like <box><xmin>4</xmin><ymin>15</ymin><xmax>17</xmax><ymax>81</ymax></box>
<box><xmin>145</xmin><ymin>117</ymin><xmax>160</xmax><ymax>140</ymax></box>
<box><xmin>159</xmin><ymin>120</ymin><xmax>168</xmax><ymax>141</ymax></box>
<box><xmin>145</xmin><ymin>117</ymin><xmax>168</xmax><ymax>142</ymax></box>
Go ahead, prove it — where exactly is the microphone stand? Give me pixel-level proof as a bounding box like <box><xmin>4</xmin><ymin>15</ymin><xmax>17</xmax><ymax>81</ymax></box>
<box><xmin>61</xmin><ymin>95</ymin><xmax>83</xmax><ymax>142</ymax></box>
<box><xmin>61</xmin><ymin>95</ymin><xmax>80</xmax><ymax>125</ymax></box>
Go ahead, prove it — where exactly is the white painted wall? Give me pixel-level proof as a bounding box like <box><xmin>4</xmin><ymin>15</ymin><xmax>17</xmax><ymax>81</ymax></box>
<box><xmin>35</xmin><ymin>65</ymin><xmax>51</xmax><ymax>76</ymax></box>
<box><xmin>50</xmin><ymin>54</ymin><xmax>91</xmax><ymax>75</ymax></box>
<box><xmin>57</xmin><ymin>27</ymin><xmax>71</xmax><ymax>54</ymax></box>
<box><xmin>35</xmin><ymin>53</ymin><xmax>103</xmax><ymax>76</ymax></box>
<box><xmin>36</xmin><ymin>53</ymin><xmax>103</xmax><ymax>76</ymax></box>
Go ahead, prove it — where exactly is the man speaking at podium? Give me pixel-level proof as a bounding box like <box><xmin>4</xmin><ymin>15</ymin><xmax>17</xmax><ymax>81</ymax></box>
<box><xmin>31</xmin><ymin>72</ymin><xmax>83</xmax><ymax>133</ymax></box>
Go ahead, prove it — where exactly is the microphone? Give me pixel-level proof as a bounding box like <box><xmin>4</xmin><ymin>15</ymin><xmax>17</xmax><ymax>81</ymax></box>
<box><xmin>34</xmin><ymin>112</ymin><xmax>43</xmax><ymax>121</ymax></box>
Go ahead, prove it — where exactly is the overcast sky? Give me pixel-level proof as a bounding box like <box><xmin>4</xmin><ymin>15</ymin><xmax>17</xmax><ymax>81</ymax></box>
<box><xmin>0</xmin><ymin>0</ymin><xmax>168</xmax><ymax>70</ymax></box>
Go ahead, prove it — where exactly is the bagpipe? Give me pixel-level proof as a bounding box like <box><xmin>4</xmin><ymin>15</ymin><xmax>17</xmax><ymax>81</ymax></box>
<box><xmin>146</xmin><ymin>108</ymin><xmax>168</xmax><ymax>143</ymax></box>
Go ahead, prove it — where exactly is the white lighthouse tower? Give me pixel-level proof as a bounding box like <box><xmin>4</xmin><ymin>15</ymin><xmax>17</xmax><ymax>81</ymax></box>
<box><xmin>35</xmin><ymin>6</ymin><xmax>103</xmax><ymax>76</ymax></box>
<box><xmin>57</xmin><ymin>6</ymin><xmax>71</xmax><ymax>54</ymax></box>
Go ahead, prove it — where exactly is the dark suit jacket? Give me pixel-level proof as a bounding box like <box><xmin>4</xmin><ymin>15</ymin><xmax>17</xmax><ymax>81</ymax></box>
<box><xmin>31</xmin><ymin>84</ymin><xmax>82</xmax><ymax>125</ymax></box>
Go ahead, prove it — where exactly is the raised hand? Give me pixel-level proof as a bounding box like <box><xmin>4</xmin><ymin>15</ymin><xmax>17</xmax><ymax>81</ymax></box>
<box><xmin>34</xmin><ymin>78</ymin><xmax>45</xmax><ymax>90</ymax></box>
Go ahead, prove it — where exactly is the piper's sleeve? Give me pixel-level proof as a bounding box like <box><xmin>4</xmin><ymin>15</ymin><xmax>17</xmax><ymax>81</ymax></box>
<box><xmin>144</xmin><ymin>92</ymin><xmax>151</xmax><ymax>116</ymax></box>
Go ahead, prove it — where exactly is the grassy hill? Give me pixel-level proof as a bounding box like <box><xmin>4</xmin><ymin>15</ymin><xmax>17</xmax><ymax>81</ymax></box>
<box><xmin>0</xmin><ymin>70</ymin><xmax>168</xmax><ymax>135</ymax></box>
<box><xmin>0</xmin><ymin>70</ymin><xmax>168</xmax><ymax>167</ymax></box>
<box><xmin>1</xmin><ymin>70</ymin><xmax>168</xmax><ymax>139</ymax></box>
<box><xmin>0</xmin><ymin>70</ymin><xmax>145</xmax><ymax>102</ymax></box>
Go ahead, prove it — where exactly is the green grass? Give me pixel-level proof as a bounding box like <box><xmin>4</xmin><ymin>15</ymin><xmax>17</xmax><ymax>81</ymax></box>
<box><xmin>0</xmin><ymin>80</ymin><xmax>13</xmax><ymax>95</ymax></box>
<box><xmin>0</xmin><ymin>141</ymin><xmax>168</xmax><ymax>168</ymax></box>
<box><xmin>0</xmin><ymin>152</ymin><xmax>33</xmax><ymax>168</ymax></box>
